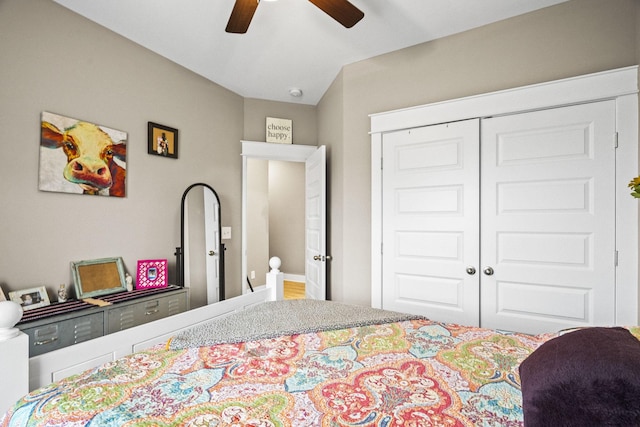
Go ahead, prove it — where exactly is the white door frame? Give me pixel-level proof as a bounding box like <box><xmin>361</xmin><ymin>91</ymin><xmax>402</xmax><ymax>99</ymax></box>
<box><xmin>370</xmin><ymin>66</ymin><xmax>639</xmax><ymax>326</ymax></box>
<box><xmin>241</xmin><ymin>141</ymin><xmax>327</xmax><ymax>296</ymax></box>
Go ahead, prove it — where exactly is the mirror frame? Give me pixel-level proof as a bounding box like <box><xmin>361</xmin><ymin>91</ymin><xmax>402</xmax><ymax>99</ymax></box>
<box><xmin>175</xmin><ymin>183</ymin><xmax>224</xmax><ymax>302</ymax></box>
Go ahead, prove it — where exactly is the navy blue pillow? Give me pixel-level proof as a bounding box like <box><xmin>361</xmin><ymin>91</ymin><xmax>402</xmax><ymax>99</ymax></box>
<box><xmin>519</xmin><ymin>327</ymin><xmax>640</xmax><ymax>427</ymax></box>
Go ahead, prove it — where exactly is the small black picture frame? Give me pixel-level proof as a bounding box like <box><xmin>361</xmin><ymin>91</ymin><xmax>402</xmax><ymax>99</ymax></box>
<box><xmin>148</xmin><ymin>122</ymin><xmax>178</xmax><ymax>159</ymax></box>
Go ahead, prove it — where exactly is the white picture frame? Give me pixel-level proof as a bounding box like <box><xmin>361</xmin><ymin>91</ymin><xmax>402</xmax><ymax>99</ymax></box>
<box><xmin>9</xmin><ymin>286</ymin><xmax>51</xmax><ymax>311</ymax></box>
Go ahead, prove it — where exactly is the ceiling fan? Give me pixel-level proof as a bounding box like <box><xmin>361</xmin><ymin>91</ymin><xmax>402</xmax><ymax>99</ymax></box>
<box><xmin>226</xmin><ymin>0</ymin><xmax>364</xmax><ymax>34</ymax></box>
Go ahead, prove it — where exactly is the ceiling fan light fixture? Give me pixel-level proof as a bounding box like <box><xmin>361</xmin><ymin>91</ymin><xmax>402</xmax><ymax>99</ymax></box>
<box><xmin>289</xmin><ymin>88</ymin><xmax>303</xmax><ymax>97</ymax></box>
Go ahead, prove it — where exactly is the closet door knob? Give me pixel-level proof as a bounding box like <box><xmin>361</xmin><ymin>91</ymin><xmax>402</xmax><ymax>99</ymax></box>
<box><xmin>483</xmin><ymin>266</ymin><xmax>494</xmax><ymax>276</ymax></box>
<box><xmin>466</xmin><ymin>266</ymin><xmax>476</xmax><ymax>275</ymax></box>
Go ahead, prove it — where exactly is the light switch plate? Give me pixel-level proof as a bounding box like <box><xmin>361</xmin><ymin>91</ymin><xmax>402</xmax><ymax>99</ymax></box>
<box><xmin>221</xmin><ymin>226</ymin><xmax>231</xmax><ymax>240</ymax></box>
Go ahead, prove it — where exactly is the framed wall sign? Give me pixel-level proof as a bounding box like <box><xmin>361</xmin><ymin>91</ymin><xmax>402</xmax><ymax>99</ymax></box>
<box><xmin>266</xmin><ymin>117</ymin><xmax>292</xmax><ymax>144</ymax></box>
<box><xmin>71</xmin><ymin>257</ymin><xmax>127</xmax><ymax>299</ymax></box>
<box><xmin>9</xmin><ymin>286</ymin><xmax>51</xmax><ymax>311</ymax></box>
<box><xmin>148</xmin><ymin>122</ymin><xmax>178</xmax><ymax>159</ymax></box>
<box><xmin>136</xmin><ymin>259</ymin><xmax>168</xmax><ymax>289</ymax></box>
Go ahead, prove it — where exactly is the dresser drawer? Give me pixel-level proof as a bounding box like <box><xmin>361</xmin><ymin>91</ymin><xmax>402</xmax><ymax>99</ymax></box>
<box><xmin>106</xmin><ymin>291</ymin><xmax>188</xmax><ymax>333</ymax></box>
<box><xmin>22</xmin><ymin>312</ymin><xmax>104</xmax><ymax>357</ymax></box>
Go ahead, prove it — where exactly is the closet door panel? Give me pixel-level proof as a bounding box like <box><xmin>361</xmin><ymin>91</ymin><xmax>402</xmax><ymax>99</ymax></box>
<box><xmin>481</xmin><ymin>101</ymin><xmax>616</xmax><ymax>333</ymax></box>
<box><xmin>382</xmin><ymin>119</ymin><xmax>480</xmax><ymax>325</ymax></box>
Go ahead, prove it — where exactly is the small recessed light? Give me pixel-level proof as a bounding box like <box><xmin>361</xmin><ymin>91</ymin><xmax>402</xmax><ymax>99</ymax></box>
<box><xmin>289</xmin><ymin>88</ymin><xmax>303</xmax><ymax>97</ymax></box>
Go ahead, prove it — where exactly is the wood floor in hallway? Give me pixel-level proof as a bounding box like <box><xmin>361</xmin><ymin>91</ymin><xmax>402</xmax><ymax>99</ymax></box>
<box><xmin>284</xmin><ymin>281</ymin><xmax>305</xmax><ymax>299</ymax></box>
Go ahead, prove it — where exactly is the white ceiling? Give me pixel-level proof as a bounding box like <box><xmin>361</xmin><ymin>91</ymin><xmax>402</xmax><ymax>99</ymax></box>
<box><xmin>53</xmin><ymin>0</ymin><xmax>567</xmax><ymax>105</ymax></box>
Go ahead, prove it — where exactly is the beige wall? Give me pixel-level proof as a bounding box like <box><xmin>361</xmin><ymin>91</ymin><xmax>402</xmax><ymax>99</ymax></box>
<box><xmin>0</xmin><ymin>0</ymin><xmax>245</xmax><ymax>298</ymax></box>
<box><xmin>268</xmin><ymin>161</ymin><xmax>305</xmax><ymax>276</ymax></box>
<box><xmin>246</xmin><ymin>158</ymin><xmax>270</xmax><ymax>286</ymax></box>
<box><xmin>320</xmin><ymin>0</ymin><xmax>640</xmax><ymax>306</ymax></box>
<box><xmin>317</xmin><ymin>73</ymin><xmax>344</xmax><ymax>301</ymax></box>
<box><xmin>0</xmin><ymin>1</ymin><xmax>319</xmax><ymax>302</ymax></box>
<box><xmin>2</xmin><ymin>0</ymin><xmax>639</xmax><ymax>309</ymax></box>
<box><xmin>246</xmin><ymin>159</ymin><xmax>305</xmax><ymax>284</ymax></box>
<box><xmin>243</xmin><ymin>99</ymin><xmax>317</xmax><ymax>146</ymax></box>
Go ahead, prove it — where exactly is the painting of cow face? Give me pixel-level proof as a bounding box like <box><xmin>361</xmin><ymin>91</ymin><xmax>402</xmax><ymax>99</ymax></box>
<box><xmin>39</xmin><ymin>111</ymin><xmax>127</xmax><ymax>197</ymax></box>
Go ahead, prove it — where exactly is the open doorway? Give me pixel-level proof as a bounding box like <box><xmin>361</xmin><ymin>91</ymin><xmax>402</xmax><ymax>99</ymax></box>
<box><xmin>246</xmin><ymin>158</ymin><xmax>305</xmax><ymax>295</ymax></box>
<box><xmin>241</xmin><ymin>141</ymin><xmax>327</xmax><ymax>299</ymax></box>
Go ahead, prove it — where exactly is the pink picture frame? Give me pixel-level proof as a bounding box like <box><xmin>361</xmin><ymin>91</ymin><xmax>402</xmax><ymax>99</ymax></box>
<box><xmin>136</xmin><ymin>259</ymin><xmax>168</xmax><ymax>289</ymax></box>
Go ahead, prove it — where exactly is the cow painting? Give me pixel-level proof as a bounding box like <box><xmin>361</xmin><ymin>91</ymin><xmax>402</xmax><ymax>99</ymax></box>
<box><xmin>38</xmin><ymin>112</ymin><xmax>127</xmax><ymax>197</ymax></box>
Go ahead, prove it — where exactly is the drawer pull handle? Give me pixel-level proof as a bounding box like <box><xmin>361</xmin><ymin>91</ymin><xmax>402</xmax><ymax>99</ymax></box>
<box><xmin>34</xmin><ymin>337</ymin><xmax>58</xmax><ymax>346</ymax></box>
<box><xmin>145</xmin><ymin>309</ymin><xmax>159</xmax><ymax>316</ymax></box>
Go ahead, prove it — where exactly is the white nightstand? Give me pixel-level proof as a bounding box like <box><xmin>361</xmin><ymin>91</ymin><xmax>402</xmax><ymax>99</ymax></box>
<box><xmin>0</xmin><ymin>332</ymin><xmax>28</xmax><ymax>415</ymax></box>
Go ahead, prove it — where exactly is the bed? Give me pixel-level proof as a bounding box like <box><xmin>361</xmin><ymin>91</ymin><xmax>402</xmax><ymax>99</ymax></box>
<box><xmin>2</xmin><ymin>298</ymin><xmax>639</xmax><ymax>426</ymax></box>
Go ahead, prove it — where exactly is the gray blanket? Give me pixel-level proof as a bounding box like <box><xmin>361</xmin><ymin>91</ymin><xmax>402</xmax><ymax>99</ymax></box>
<box><xmin>169</xmin><ymin>299</ymin><xmax>423</xmax><ymax>350</ymax></box>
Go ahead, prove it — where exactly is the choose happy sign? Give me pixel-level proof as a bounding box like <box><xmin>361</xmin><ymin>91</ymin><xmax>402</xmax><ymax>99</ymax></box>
<box><xmin>266</xmin><ymin>117</ymin><xmax>292</xmax><ymax>144</ymax></box>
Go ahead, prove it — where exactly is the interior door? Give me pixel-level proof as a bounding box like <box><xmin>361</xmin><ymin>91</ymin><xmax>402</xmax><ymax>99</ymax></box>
<box><xmin>204</xmin><ymin>189</ymin><xmax>221</xmax><ymax>304</ymax></box>
<box><xmin>382</xmin><ymin>119</ymin><xmax>480</xmax><ymax>325</ymax></box>
<box><xmin>305</xmin><ymin>145</ymin><xmax>327</xmax><ymax>300</ymax></box>
<box><xmin>480</xmin><ymin>101</ymin><xmax>616</xmax><ymax>333</ymax></box>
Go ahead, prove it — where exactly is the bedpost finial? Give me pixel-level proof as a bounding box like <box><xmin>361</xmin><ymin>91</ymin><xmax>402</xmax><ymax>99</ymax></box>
<box><xmin>0</xmin><ymin>301</ymin><xmax>23</xmax><ymax>341</ymax></box>
<box><xmin>269</xmin><ymin>256</ymin><xmax>281</xmax><ymax>273</ymax></box>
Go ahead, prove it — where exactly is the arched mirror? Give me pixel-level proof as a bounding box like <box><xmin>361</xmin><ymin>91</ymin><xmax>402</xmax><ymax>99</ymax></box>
<box><xmin>176</xmin><ymin>183</ymin><xmax>224</xmax><ymax>308</ymax></box>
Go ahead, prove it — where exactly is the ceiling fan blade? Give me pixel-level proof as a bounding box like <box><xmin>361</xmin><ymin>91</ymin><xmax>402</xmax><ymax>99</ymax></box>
<box><xmin>226</xmin><ymin>0</ymin><xmax>259</xmax><ymax>34</ymax></box>
<box><xmin>308</xmin><ymin>0</ymin><xmax>364</xmax><ymax>28</ymax></box>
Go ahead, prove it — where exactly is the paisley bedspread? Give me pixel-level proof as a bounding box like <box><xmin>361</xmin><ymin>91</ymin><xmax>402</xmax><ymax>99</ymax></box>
<box><xmin>1</xmin><ymin>317</ymin><xmax>555</xmax><ymax>426</ymax></box>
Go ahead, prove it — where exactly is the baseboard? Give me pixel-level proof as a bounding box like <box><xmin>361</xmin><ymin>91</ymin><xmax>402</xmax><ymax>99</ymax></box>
<box><xmin>283</xmin><ymin>273</ymin><xmax>304</xmax><ymax>283</ymax></box>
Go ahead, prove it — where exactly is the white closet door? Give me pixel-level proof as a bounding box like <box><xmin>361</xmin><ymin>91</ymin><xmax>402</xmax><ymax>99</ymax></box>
<box><xmin>481</xmin><ymin>101</ymin><xmax>616</xmax><ymax>333</ymax></box>
<box><xmin>382</xmin><ymin>119</ymin><xmax>480</xmax><ymax>325</ymax></box>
